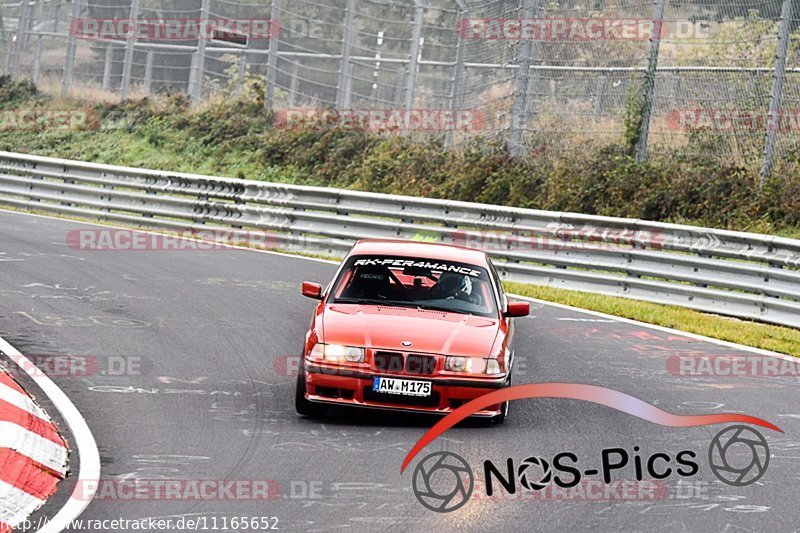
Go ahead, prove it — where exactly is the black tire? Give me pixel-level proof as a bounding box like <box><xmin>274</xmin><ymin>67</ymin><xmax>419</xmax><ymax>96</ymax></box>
<box><xmin>491</xmin><ymin>371</ymin><xmax>512</xmax><ymax>425</ymax></box>
<box><xmin>295</xmin><ymin>371</ymin><xmax>327</xmax><ymax>418</ymax></box>
<box><xmin>491</xmin><ymin>398</ymin><xmax>509</xmax><ymax>425</ymax></box>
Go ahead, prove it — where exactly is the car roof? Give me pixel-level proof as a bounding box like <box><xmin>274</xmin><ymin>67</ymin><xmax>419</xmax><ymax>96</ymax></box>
<box><xmin>348</xmin><ymin>239</ymin><xmax>489</xmax><ymax>266</ymax></box>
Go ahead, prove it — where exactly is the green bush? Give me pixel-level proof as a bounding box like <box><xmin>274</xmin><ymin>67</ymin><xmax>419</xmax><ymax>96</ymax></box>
<box><xmin>3</xmin><ymin>81</ymin><xmax>800</xmax><ymax>237</ymax></box>
<box><xmin>0</xmin><ymin>76</ymin><xmax>38</xmax><ymax>108</ymax></box>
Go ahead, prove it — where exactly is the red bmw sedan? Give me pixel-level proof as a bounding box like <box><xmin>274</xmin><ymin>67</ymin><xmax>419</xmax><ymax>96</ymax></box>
<box><xmin>296</xmin><ymin>239</ymin><xmax>529</xmax><ymax>423</ymax></box>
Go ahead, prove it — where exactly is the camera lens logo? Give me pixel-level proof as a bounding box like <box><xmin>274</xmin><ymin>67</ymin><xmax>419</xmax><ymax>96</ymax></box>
<box><xmin>708</xmin><ymin>425</ymin><xmax>770</xmax><ymax>487</ymax></box>
<box><xmin>412</xmin><ymin>451</ymin><xmax>474</xmax><ymax>513</ymax></box>
<box><xmin>518</xmin><ymin>456</ymin><xmax>552</xmax><ymax>491</ymax></box>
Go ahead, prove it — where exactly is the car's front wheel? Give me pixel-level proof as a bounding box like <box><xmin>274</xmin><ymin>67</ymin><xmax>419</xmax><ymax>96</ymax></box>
<box><xmin>295</xmin><ymin>369</ymin><xmax>327</xmax><ymax>418</ymax></box>
<box><xmin>491</xmin><ymin>372</ymin><xmax>512</xmax><ymax>424</ymax></box>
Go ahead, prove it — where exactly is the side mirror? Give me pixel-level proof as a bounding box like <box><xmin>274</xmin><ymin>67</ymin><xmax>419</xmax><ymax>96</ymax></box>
<box><xmin>301</xmin><ymin>281</ymin><xmax>323</xmax><ymax>300</ymax></box>
<box><xmin>505</xmin><ymin>302</ymin><xmax>530</xmax><ymax>318</ymax></box>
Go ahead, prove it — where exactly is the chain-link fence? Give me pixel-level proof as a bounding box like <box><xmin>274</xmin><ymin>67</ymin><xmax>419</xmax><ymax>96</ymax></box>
<box><xmin>1</xmin><ymin>0</ymin><xmax>799</xmax><ymax>177</ymax></box>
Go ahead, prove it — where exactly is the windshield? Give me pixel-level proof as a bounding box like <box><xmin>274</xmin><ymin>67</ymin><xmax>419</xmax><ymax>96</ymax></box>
<box><xmin>329</xmin><ymin>255</ymin><xmax>499</xmax><ymax>318</ymax></box>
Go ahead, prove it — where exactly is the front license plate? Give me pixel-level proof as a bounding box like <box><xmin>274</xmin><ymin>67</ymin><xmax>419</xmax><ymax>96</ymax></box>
<box><xmin>372</xmin><ymin>377</ymin><xmax>432</xmax><ymax>397</ymax></box>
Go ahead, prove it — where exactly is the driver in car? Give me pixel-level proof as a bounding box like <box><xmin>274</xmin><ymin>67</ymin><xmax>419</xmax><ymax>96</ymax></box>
<box><xmin>434</xmin><ymin>272</ymin><xmax>475</xmax><ymax>302</ymax></box>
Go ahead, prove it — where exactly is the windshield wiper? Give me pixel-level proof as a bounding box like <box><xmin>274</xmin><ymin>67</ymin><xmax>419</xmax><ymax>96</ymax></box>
<box><xmin>334</xmin><ymin>297</ymin><xmax>386</xmax><ymax>305</ymax></box>
<box><xmin>414</xmin><ymin>304</ymin><xmax>472</xmax><ymax>315</ymax></box>
<box><xmin>334</xmin><ymin>298</ymin><xmax>473</xmax><ymax>315</ymax></box>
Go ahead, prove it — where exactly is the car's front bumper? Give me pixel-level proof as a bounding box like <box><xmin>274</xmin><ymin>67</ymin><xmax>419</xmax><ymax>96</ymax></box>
<box><xmin>303</xmin><ymin>362</ymin><xmax>509</xmax><ymax>417</ymax></box>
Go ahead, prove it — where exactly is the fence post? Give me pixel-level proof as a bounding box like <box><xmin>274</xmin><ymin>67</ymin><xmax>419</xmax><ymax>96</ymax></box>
<box><xmin>144</xmin><ymin>49</ymin><xmax>154</xmax><ymax>95</ymax></box>
<box><xmin>288</xmin><ymin>60</ymin><xmax>300</xmax><ymax>106</ymax></box>
<box><xmin>404</xmin><ymin>0</ymin><xmax>424</xmax><ymax>113</ymax></box>
<box><xmin>760</xmin><ymin>0</ymin><xmax>792</xmax><ymax>182</ymax></box>
<box><xmin>119</xmin><ymin>0</ymin><xmax>141</xmax><ymax>100</ymax></box>
<box><xmin>336</xmin><ymin>0</ymin><xmax>356</xmax><ymax>109</ymax></box>
<box><xmin>672</xmin><ymin>71</ymin><xmax>682</xmax><ymax>102</ymax></box>
<box><xmin>61</xmin><ymin>0</ymin><xmax>81</xmax><ymax>97</ymax></box>
<box><xmin>634</xmin><ymin>0</ymin><xmax>666</xmax><ymax>162</ymax></box>
<box><xmin>445</xmin><ymin>5</ymin><xmax>469</xmax><ymax>148</ymax></box>
<box><xmin>370</xmin><ymin>31</ymin><xmax>384</xmax><ymax>103</ymax></box>
<box><xmin>509</xmin><ymin>0</ymin><xmax>537</xmax><ymax>158</ymax></box>
<box><xmin>593</xmin><ymin>74</ymin><xmax>607</xmax><ymax>118</ymax></box>
<box><xmin>264</xmin><ymin>0</ymin><xmax>282</xmax><ymax>109</ymax></box>
<box><xmin>52</xmin><ymin>2</ymin><xmax>61</xmax><ymax>39</ymax></box>
<box><xmin>102</xmin><ymin>43</ymin><xmax>113</xmax><ymax>91</ymax></box>
<box><xmin>190</xmin><ymin>0</ymin><xmax>210</xmax><ymax>106</ymax></box>
<box><xmin>11</xmin><ymin>0</ymin><xmax>32</xmax><ymax>77</ymax></box>
<box><xmin>238</xmin><ymin>40</ymin><xmax>251</xmax><ymax>93</ymax></box>
<box><xmin>394</xmin><ymin>67</ymin><xmax>405</xmax><ymax>105</ymax></box>
<box><xmin>31</xmin><ymin>37</ymin><xmax>42</xmax><ymax>83</ymax></box>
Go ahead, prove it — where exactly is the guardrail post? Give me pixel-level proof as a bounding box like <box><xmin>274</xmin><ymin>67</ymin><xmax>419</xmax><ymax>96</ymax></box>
<box><xmin>119</xmin><ymin>0</ymin><xmax>141</xmax><ymax>101</ymax></box>
<box><xmin>264</xmin><ymin>0</ymin><xmax>282</xmax><ymax>109</ymax></box>
<box><xmin>61</xmin><ymin>0</ymin><xmax>81</xmax><ymax>97</ymax></box>
<box><xmin>760</xmin><ymin>0</ymin><xmax>792</xmax><ymax>183</ymax></box>
<box><xmin>445</xmin><ymin>4</ymin><xmax>469</xmax><ymax>148</ymax></box>
<box><xmin>11</xmin><ymin>0</ymin><xmax>32</xmax><ymax>77</ymax></box>
<box><xmin>634</xmin><ymin>0</ymin><xmax>666</xmax><ymax>163</ymax></box>
<box><xmin>404</xmin><ymin>0</ymin><xmax>424</xmax><ymax>114</ymax></box>
<box><xmin>509</xmin><ymin>0</ymin><xmax>537</xmax><ymax>158</ymax></box>
<box><xmin>102</xmin><ymin>43</ymin><xmax>113</xmax><ymax>92</ymax></box>
<box><xmin>336</xmin><ymin>0</ymin><xmax>356</xmax><ymax>109</ymax></box>
<box><xmin>189</xmin><ymin>0</ymin><xmax>210</xmax><ymax>106</ymax></box>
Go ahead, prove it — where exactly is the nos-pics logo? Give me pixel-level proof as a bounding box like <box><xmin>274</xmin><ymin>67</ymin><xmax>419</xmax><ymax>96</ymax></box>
<box><xmin>412</xmin><ymin>425</ymin><xmax>771</xmax><ymax>512</ymax></box>
<box><xmin>401</xmin><ymin>384</ymin><xmax>780</xmax><ymax>513</ymax></box>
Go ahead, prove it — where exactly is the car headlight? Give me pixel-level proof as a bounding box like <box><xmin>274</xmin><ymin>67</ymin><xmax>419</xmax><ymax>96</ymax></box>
<box><xmin>310</xmin><ymin>344</ymin><xmax>364</xmax><ymax>363</ymax></box>
<box><xmin>446</xmin><ymin>356</ymin><xmax>472</xmax><ymax>372</ymax></box>
<box><xmin>485</xmin><ymin>359</ymin><xmax>502</xmax><ymax>375</ymax></box>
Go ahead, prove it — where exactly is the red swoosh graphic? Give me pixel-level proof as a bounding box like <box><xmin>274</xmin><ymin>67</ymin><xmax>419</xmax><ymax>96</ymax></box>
<box><xmin>400</xmin><ymin>383</ymin><xmax>782</xmax><ymax>473</ymax></box>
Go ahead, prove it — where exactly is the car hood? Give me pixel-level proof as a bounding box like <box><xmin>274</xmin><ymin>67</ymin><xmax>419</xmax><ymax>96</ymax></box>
<box><xmin>321</xmin><ymin>304</ymin><xmax>500</xmax><ymax>356</ymax></box>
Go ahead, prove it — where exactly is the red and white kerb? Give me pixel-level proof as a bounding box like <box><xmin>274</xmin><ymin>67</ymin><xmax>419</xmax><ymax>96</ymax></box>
<box><xmin>0</xmin><ymin>369</ymin><xmax>68</xmax><ymax>532</ymax></box>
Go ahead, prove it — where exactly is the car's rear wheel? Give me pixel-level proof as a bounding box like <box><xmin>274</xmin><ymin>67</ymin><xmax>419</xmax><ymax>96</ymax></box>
<box><xmin>295</xmin><ymin>369</ymin><xmax>327</xmax><ymax>418</ymax></box>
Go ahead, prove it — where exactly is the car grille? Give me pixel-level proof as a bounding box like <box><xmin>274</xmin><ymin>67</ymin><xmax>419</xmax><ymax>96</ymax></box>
<box><xmin>373</xmin><ymin>351</ymin><xmax>438</xmax><ymax>376</ymax></box>
<box><xmin>405</xmin><ymin>354</ymin><xmax>437</xmax><ymax>375</ymax></box>
<box><xmin>373</xmin><ymin>351</ymin><xmax>405</xmax><ymax>373</ymax></box>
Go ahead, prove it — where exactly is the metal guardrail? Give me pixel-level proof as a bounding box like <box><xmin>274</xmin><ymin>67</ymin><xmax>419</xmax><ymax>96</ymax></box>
<box><xmin>0</xmin><ymin>150</ymin><xmax>799</xmax><ymax>329</ymax></box>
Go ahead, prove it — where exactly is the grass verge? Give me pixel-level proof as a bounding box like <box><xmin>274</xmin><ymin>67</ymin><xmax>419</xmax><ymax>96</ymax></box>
<box><xmin>506</xmin><ymin>282</ymin><xmax>800</xmax><ymax>358</ymax></box>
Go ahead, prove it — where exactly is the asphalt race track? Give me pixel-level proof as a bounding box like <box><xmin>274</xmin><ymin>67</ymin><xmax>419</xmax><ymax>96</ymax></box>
<box><xmin>1</xmin><ymin>209</ymin><xmax>798</xmax><ymax>532</ymax></box>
